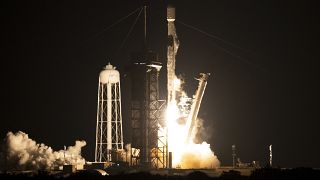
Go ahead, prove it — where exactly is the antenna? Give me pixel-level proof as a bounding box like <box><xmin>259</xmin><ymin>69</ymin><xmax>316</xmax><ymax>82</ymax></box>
<box><xmin>269</xmin><ymin>145</ymin><xmax>272</xmax><ymax>167</ymax></box>
<box><xmin>143</xmin><ymin>0</ymin><xmax>148</xmax><ymax>51</ymax></box>
<box><xmin>232</xmin><ymin>144</ymin><xmax>236</xmax><ymax>168</ymax></box>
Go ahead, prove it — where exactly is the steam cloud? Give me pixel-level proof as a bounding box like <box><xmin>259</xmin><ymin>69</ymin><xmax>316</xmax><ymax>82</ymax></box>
<box><xmin>180</xmin><ymin>142</ymin><xmax>220</xmax><ymax>169</ymax></box>
<box><xmin>168</xmin><ymin>76</ymin><xmax>220</xmax><ymax>169</ymax></box>
<box><xmin>0</xmin><ymin>131</ymin><xmax>86</xmax><ymax>171</ymax></box>
<box><xmin>182</xmin><ymin>118</ymin><xmax>220</xmax><ymax>169</ymax></box>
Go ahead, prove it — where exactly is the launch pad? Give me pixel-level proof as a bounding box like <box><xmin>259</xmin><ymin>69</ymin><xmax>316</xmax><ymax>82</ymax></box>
<box><xmin>92</xmin><ymin>3</ymin><xmax>218</xmax><ymax>170</ymax></box>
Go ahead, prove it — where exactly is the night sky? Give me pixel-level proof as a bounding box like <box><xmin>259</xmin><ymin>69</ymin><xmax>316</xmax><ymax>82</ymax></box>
<box><xmin>1</xmin><ymin>0</ymin><xmax>319</xmax><ymax>168</ymax></box>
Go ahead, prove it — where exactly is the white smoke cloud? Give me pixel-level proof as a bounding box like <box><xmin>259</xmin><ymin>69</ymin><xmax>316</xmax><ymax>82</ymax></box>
<box><xmin>180</xmin><ymin>142</ymin><xmax>220</xmax><ymax>169</ymax></box>
<box><xmin>169</xmin><ymin>76</ymin><xmax>220</xmax><ymax>169</ymax></box>
<box><xmin>183</xmin><ymin>118</ymin><xmax>220</xmax><ymax>169</ymax></box>
<box><xmin>1</xmin><ymin>131</ymin><xmax>86</xmax><ymax>171</ymax></box>
<box><xmin>194</xmin><ymin>118</ymin><xmax>213</xmax><ymax>144</ymax></box>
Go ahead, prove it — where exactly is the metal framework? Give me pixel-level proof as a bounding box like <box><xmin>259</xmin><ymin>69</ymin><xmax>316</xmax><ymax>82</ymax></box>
<box><xmin>128</xmin><ymin>3</ymin><xmax>168</xmax><ymax>168</ymax></box>
<box><xmin>130</xmin><ymin>52</ymin><xmax>167</xmax><ymax>168</ymax></box>
<box><xmin>146</xmin><ymin>63</ymin><xmax>166</xmax><ymax>168</ymax></box>
<box><xmin>95</xmin><ymin>67</ymin><xmax>124</xmax><ymax>162</ymax></box>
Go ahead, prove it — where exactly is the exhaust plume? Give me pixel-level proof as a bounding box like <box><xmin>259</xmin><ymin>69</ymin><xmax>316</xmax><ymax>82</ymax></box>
<box><xmin>166</xmin><ymin>77</ymin><xmax>220</xmax><ymax>169</ymax></box>
<box><xmin>0</xmin><ymin>131</ymin><xmax>86</xmax><ymax>171</ymax></box>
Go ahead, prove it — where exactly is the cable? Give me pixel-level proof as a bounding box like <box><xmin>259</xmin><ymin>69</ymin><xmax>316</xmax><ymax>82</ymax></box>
<box><xmin>83</xmin><ymin>7</ymin><xmax>141</xmax><ymax>44</ymax></box>
<box><xmin>177</xmin><ymin>20</ymin><xmax>267</xmax><ymax>72</ymax></box>
<box><xmin>114</xmin><ymin>7</ymin><xmax>143</xmax><ymax>57</ymax></box>
<box><xmin>177</xmin><ymin>20</ymin><xmax>253</xmax><ymax>54</ymax></box>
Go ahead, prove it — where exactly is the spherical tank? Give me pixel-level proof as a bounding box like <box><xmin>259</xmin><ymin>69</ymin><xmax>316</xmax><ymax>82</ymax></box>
<box><xmin>99</xmin><ymin>63</ymin><xmax>120</xmax><ymax>84</ymax></box>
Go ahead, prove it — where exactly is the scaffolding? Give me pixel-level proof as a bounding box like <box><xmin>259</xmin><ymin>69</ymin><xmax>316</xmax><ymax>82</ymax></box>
<box><xmin>130</xmin><ymin>52</ymin><xmax>167</xmax><ymax>168</ymax></box>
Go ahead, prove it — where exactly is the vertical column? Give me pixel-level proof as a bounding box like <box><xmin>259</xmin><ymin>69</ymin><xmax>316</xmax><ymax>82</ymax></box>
<box><xmin>95</xmin><ymin>80</ymin><xmax>101</xmax><ymax>162</ymax></box>
<box><xmin>115</xmin><ymin>83</ymin><xmax>119</xmax><ymax>150</ymax></box>
<box><xmin>107</xmin><ymin>83</ymin><xmax>112</xmax><ymax>161</ymax></box>
<box><xmin>232</xmin><ymin>145</ymin><xmax>236</xmax><ymax>168</ymax></box>
<box><xmin>269</xmin><ymin>145</ymin><xmax>272</xmax><ymax>167</ymax></box>
<box><xmin>118</xmin><ymin>82</ymin><xmax>124</xmax><ymax>150</ymax></box>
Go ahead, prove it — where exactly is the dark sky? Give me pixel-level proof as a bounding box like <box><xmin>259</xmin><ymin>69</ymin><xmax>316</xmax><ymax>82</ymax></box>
<box><xmin>1</xmin><ymin>0</ymin><xmax>319</xmax><ymax>168</ymax></box>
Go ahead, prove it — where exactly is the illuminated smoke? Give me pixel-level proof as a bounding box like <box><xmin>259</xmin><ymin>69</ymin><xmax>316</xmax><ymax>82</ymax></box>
<box><xmin>194</xmin><ymin>118</ymin><xmax>212</xmax><ymax>144</ymax></box>
<box><xmin>166</xmin><ymin>77</ymin><xmax>220</xmax><ymax>169</ymax></box>
<box><xmin>179</xmin><ymin>142</ymin><xmax>219</xmax><ymax>169</ymax></box>
<box><xmin>182</xmin><ymin>118</ymin><xmax>220</xmax><ymax>169</ymax></box>
<box><xmin>0</xmin><ymin>131</ymin><xmax>86</xmax><ymax>171</ymax></box>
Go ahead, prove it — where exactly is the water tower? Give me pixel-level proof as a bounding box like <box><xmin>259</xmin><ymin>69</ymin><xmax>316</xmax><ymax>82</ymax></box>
<box><xmin>95</xmin><ymin>63</ymin><xmax>124</xmax><ymax>162</ymax></box>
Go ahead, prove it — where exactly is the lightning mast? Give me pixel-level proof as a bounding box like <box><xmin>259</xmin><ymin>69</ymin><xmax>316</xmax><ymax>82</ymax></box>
<box><xmin>130</xmin><ymin>2</ymin><xmax>166</xmax><ymax>168</ymax></box>
<box><xmin>232</xmin><ymin>145</ymin><xmax>236</xmax><ymax>168</ymax></box>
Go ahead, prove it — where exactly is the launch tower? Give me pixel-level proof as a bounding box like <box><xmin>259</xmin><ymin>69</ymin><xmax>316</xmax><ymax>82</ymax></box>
<box><xmin>128</xmin><ymin>3</ymin><xmax>167</xmax><ymax>168</ymax></box>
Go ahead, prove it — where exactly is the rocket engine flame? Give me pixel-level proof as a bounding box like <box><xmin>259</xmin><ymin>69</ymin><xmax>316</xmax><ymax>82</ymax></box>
<box><xmin>166</xmin><ymin>77</ymin><xmax>220</xmax><ymax>169</ymax></box>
